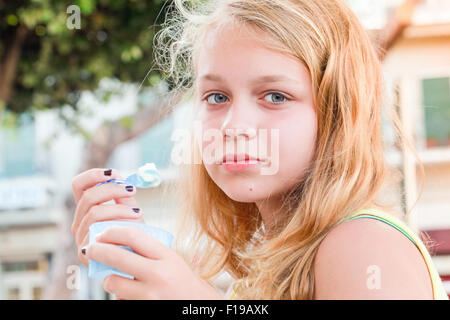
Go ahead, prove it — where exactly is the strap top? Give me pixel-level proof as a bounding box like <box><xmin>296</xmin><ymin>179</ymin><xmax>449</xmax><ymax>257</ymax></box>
<box><xmin>341</xmin><ymin>207</ymin><xmax>448</xmax><ymax>300</ymax></box>
<box><xmin>228</xmin><ymin>207</ymin><xmax>449</xmax><ymax>300</ymax></box>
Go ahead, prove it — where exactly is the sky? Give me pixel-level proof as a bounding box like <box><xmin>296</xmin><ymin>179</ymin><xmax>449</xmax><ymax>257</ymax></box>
<box><xmin>347</xmin><ymin>0</ymin><xmax>450</xmax><ymax>29</ymax></box>
<box><xmin>347</xmin><ymin>0</ymin><xmax>403</xmax><ymax>29</ymax></box>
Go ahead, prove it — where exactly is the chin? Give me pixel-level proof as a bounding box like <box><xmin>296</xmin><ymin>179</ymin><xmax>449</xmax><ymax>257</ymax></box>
<box><xmin>222</xmin><ymin>188</ymin><xmax>259</xmax><ymax>203</ymax></box>
<box><xmin>205</xmin><ymin>165</ymin><xmax>268</xmax><ymax>202</ymax></box>
<box><xmin>214</xmin><ymin>177</ymin><xmax>267</xmax><ymax>203</ymax></box>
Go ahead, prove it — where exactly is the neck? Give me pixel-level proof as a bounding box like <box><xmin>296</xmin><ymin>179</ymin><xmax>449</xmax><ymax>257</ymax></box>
<box><xmin>255</xmin><ymin>193</ymin><xmax>286</xmax><ymax>232</ymax></box>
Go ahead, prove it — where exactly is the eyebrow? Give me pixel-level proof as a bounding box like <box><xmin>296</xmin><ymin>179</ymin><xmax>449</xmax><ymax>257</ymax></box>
<box><xmin>199</xmin><ymin>74</ymin><xmax>299</xmax><ymax>85</ymax></box>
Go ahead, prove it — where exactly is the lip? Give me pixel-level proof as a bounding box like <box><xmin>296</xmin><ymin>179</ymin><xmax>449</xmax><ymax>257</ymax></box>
<box><xmin>221</xmin><ymin>154</ymin><xmax>265</xmax><ymax>172</ymax></box>
<box><xmin>222</xmin><ymin>153</ymin><xmax>262</xmax><ymax>164</ymax></box>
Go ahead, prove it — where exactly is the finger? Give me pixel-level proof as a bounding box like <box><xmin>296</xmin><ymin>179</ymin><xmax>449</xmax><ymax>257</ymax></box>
<box><xmin>72</xmin><ymin>182</ymin><xmax>136</xmax><ymax>237</ymax></box>
<box><xmin>115</xmin><ymin>195</ymin><xmax>139</xmax><ymax>208</ymax></box>
<box><xmin>84</xmin><ymin>242</ymin><xmax>157</xmax><ymax>281</ymax></box>
<box><xmin>103</xmin><ymin>275</ymin><xmax>156</xmax><ymax>300</ymax></box>
<box><xmin>75</xmin><ymin>204</ymin><xmax>142</xmax><ymax>247</ymax></box>
<box><xmin>78</xmin><ymin>233</ymin><xmax>89</xmax><ymax>267</ymax></box>
<box><xmin>112</xmin><ymin>172</ymin><xmax>139</xmax><ymax>208</ymax></box>
<box><xmin>72</xmin><ymin>168</ymin><xmax>122</xmax><ymax>204</ymax></box>
<box><xmin>96</xmin><ymin>226</ymin><xmax>173</xmax><ymax>260</ymax></box>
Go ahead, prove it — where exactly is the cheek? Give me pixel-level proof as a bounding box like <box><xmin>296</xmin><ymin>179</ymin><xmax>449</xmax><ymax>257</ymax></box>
<box><xmin>199</xmin><ymin>120</ymin><xmax>223</xmax><ymax>164</ymax></box>
<box><xmin>274</xmin><ymin>108</ymin><xmax>317</xmax><ymax>182</ymax></box>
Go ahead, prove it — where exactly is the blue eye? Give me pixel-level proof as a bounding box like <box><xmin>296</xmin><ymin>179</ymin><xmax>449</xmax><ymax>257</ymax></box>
<box><xmin>205</xmin><ymin>93</ymin><xmax>228</xmax><ymax>105</ymax></box>
<box><xmin>203</xmin><ymin>91</ymin><xmax>289</xmax><ymax>106</ymax></box>
<box><xmin>264</xmin><ymin>92</ymin><xmax>288</xmax><ymax>104</ymax></box>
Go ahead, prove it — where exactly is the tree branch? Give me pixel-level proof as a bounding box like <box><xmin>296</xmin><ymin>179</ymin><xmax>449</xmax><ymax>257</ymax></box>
<box><xmin>0</xmin><ymin>25</ymin><xmax>28</xmax><ymax>104</ymax></box>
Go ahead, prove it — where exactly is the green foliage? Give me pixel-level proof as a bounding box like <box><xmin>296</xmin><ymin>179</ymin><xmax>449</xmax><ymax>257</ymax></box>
<box><xmin>119</xmin><ymin>115</ymin><xmax>134</xmax><ymax>130</ymax></box>
<box><xmin>0</xmin><ymin>0</ymin><xmax>169</xmax><ymax>117</ymax></box>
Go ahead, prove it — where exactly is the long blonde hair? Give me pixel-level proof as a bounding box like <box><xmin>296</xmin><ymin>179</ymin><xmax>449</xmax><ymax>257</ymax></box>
<box><xmin>153</xmin><ymin>0</ymin><xmax>426</xmax><ymax>299</ymax></box>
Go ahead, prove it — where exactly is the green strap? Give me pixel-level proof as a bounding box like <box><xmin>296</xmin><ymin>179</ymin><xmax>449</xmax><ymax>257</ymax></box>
<box><xmin>344</xmin><ymin>214</ymin><xmax>417</xmax><ymax>246</ymax></box>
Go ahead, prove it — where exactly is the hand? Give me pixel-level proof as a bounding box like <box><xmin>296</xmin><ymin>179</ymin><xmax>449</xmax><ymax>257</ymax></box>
<box><xmin>82</xmin><ymin>225</ymin><xmax>225</xmax><ymax>300</ymax></box>
<box><xmin>71</xmin><ymin>168</ymin><xmax>145</xmax><ymax>267</ymax></box>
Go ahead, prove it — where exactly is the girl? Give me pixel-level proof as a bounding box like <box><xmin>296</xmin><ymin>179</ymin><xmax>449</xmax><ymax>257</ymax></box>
<box><xmin>71</xmin><ymin>0</ymin><xmax>449</xmax><ymax>299</ymax></box>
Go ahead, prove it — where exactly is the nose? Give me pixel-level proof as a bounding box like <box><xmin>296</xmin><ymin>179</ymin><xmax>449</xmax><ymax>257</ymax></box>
<box><xmin>223</xmin><ymin>126</ymin><xmax>257</xmax><ymax>140</ymax></box>
<box><xmin>220</xmin><ymin>103</ymin><xmax>257</xmax><ymax>141</ymax></box>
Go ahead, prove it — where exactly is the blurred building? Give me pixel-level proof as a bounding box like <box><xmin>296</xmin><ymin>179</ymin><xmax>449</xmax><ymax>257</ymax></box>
<box><xmin>0</xmin><ymin>112</ymin><xmax>60</xmax><ymax>300</ymax></box>
<box><xmin>0</xmin><ymin>91</ymin><xmax>188</xmax><ymax>299</ymax></box>
<box><xmin>381</xmin><ymin>2</ymin><xmax>450</xmax><ymax>297</ymax></box>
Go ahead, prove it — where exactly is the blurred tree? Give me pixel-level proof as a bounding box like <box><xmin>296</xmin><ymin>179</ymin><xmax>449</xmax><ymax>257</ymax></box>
<box><xmin>0</xmin><ymin>0</ymin><xmax>169</xmax><ymax>123</ymax></box>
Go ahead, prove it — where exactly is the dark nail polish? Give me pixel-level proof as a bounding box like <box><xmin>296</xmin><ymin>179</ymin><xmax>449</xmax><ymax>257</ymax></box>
<box><xmin>132</xmin><ymin>208</ymin><xmax>140</xmax><ymax>213</ymax></box>
<box><xmin>81</xmin><ymin>247</ymin><xmax>86</xmax><ymax>255</ymax></box>
<box><xmin>126</xmin><ymin>185</ymin><xmax>134</xmax><ymax>192</ymax></box>
<box><xmin>104</xmin><ymin>169</ymin><xmax>112</xmax><ymax>176</ymax></box>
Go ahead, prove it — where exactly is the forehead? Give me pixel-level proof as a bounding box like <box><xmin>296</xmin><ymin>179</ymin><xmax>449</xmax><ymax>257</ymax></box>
<box><xmin>195</xmin><ymin>23</ymin><xmax>307</xmax><ymax>82</ymax></box>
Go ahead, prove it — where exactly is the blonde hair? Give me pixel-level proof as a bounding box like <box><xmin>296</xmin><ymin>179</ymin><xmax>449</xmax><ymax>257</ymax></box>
<box><xmin>153</xmin><ymin>0</ymin><xmax>426</xmax><ymax>299</ymax></box>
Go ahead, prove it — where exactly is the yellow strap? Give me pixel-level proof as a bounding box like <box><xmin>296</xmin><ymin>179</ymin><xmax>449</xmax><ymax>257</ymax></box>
<box><xmin>347</xmin><ymin>207</ymin><xmax>448</xmax><ymax>300</ymax></box>
<box><xmin>228</xmin><ymin>208</ymin><xmax>449</xmax><ymax>300</ymax></box>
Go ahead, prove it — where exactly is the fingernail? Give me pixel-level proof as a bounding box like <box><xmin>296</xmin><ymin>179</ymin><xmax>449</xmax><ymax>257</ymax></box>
<box><xmin>126</xmin><ymin>185</ymin><xmax>134</xmax><ymax>192</ymax></box>
<box><xmin>104</xmin><ymin>169</ymin><xmax>112</xmax><ymax>176</ymax></box>
<box><xmin>81</xmin><ymin>246</ymin><xmax>87</xmax><ymax>255</ymax></box>
<box><xmin>132</xmin><ymin>208</ymin><xmax>140</xmax><ymax>214</ymax></box>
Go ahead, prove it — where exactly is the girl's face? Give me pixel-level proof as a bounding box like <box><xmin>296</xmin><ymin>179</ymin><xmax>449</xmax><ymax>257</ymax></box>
<box><xmin>194</xmin><ymin>23</ymin><xmax>317</xmax><ymax>218</ymax></box>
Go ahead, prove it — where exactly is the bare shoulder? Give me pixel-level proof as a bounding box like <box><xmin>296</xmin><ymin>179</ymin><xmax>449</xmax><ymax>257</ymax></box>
<box><xmin>313</xmin><ymin>217</ymin><xmax>433</xmax><ymax>299</ymax></box>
